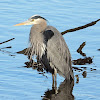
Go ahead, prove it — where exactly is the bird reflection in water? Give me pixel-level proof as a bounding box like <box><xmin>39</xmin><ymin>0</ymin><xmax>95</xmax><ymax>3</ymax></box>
<box><xmin>42</xmin><ymin>79</ymin><xmax>74</xmax><ymax>100</ymax></box>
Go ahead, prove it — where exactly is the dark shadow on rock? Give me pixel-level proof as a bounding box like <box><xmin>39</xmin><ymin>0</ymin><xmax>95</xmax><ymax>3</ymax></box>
<box><xmin>75</xmin><ymin>75</ymin><xmax>79</xmax><ymax>83</ymax></box>
<box><xmin>24</xmin><ymin>60</ymin><xmax>45</xmax><ymax>72</ymax></box>
<box><xmin>42</xmin><ymin>79</ymin><xmax>74</xmax><ymax>100</ymax></box>
<box><xmin>0</xmin><ymin>47</ymin><xmax>15</xmax><ymax>56</ymax></box>
<box><xmin>0</xmin><ymin>38</ymin><xmax>15</xmax><ymax>45</ymax></box>
<box><xmin>0</xmin><ymin>38</ymin><xmax>15</xmax><ymax>56</ymax></box>
<box><xmin>97</xmin><ymin>49</ymin><xmax>100</xmax><ymax>51</ymax></box>
<box><xmin>72</xmin><ymin>57</ymin><xmax>93</xmax><ymax>65</ymax></box>
<box><xmin>77</xmin><ymin>41</ymin><xmax>86</xmax><ymax>57</ymax></box>
<box><xmin>82</xmin><ymin>71</ymin><xmax>87</xmax><ymax>78</ymax></box>
<box><xmin>61</xmin><ymin>19</ymin><xmax>100</xmax><ymax>35</ymax></box>
<box><xmin>17</xmin><ymin>48</ymin><xmax>29</xmax><ymax>55</ymax></box>
<box><xmin>24</xmin><ymin>60</ymin><xmax>48</xmax><ymax>78</ymax></box>
<box><xmin>72</xmin><ymin>66</ymin><xmax>83</xmax><ymax>71</ymax></box>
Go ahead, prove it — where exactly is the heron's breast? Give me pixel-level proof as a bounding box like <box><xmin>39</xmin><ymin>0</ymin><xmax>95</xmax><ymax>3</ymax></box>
<box><xmin>31</xmin><ymin>41</ymin><xmax>46</xmax><ymax>58</ymax></box>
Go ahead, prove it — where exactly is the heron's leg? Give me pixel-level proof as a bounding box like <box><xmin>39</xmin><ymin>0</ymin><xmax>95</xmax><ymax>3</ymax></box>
<box><xmin>52</xmin><ymin>74</ymin><xmax>55</xmax><ymax>88</ymax></box>
<box><xmin>54</xmin><ymin>67</ymin><xmax>58</xmax><ymax>94</ymax></box>
<box><xmin>54</xmin><ymin>67</ymin><xmax>57</xmax><ymax>87</ymax></box>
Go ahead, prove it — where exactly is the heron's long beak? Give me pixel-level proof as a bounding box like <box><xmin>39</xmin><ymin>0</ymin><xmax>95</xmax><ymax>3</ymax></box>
<box><xmin>14</xmin><ymin>20</ymin><xmax>33</xmax><ymax>26</ymax></box>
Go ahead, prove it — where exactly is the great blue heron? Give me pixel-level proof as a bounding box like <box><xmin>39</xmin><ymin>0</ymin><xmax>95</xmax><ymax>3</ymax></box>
<box><xmin>14</xmin><ymin>15</ymin><xmax>74</xmax><ymax>85</ymax></box>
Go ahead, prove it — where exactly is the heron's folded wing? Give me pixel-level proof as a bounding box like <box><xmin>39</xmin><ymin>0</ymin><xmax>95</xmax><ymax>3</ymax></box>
<box><xmin>44</xmin><ymin>26</ymin><xmax>72</xmax><ymax>77</ymax></box>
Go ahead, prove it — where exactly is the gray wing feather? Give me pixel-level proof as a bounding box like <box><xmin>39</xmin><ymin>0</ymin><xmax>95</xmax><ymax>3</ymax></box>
<box><xmin>45</xmin><ymin>26</ymin><xmax>74</xmax><ymax>79</ymax></box>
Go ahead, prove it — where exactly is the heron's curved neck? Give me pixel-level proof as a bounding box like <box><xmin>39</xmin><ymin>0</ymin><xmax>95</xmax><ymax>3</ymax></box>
<box><xmin>33</xmin><ymin>20</ymin><xmax>47</xmax><ymax>33</ymax></box>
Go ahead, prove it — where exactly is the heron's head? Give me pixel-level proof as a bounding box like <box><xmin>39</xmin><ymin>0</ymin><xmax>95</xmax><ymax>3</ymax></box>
<box><xmin>14</xmin><ymin>15</ymin><xmax>47</xmax><ymax>26</ymax></box>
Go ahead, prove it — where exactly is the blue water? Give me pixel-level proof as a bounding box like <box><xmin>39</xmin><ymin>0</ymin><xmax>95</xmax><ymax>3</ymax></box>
<box><xmin>0</xmin><ymin>0</ymin><xmax>100</xmax><ymax>100</ymax></box>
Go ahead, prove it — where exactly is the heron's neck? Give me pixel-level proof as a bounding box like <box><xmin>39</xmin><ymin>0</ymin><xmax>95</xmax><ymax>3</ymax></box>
<box><xmin>33</xmin><ymin>21</ymin><xmax>47</xmax><ymax>33</ymax></box>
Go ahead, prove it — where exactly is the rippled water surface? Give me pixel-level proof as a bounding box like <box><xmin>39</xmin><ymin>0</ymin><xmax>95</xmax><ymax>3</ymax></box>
<box><xmin>0</xmin><ymin>0</ymin><xmax>100</xmax><ymax>100</ymax></box>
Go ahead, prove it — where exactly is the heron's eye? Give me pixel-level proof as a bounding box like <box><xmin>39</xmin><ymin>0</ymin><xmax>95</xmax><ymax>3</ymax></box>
<box><xmin>31</xmin><ymin>19</ymin><xmax>34</xmax><ymax>21</ymax></box>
